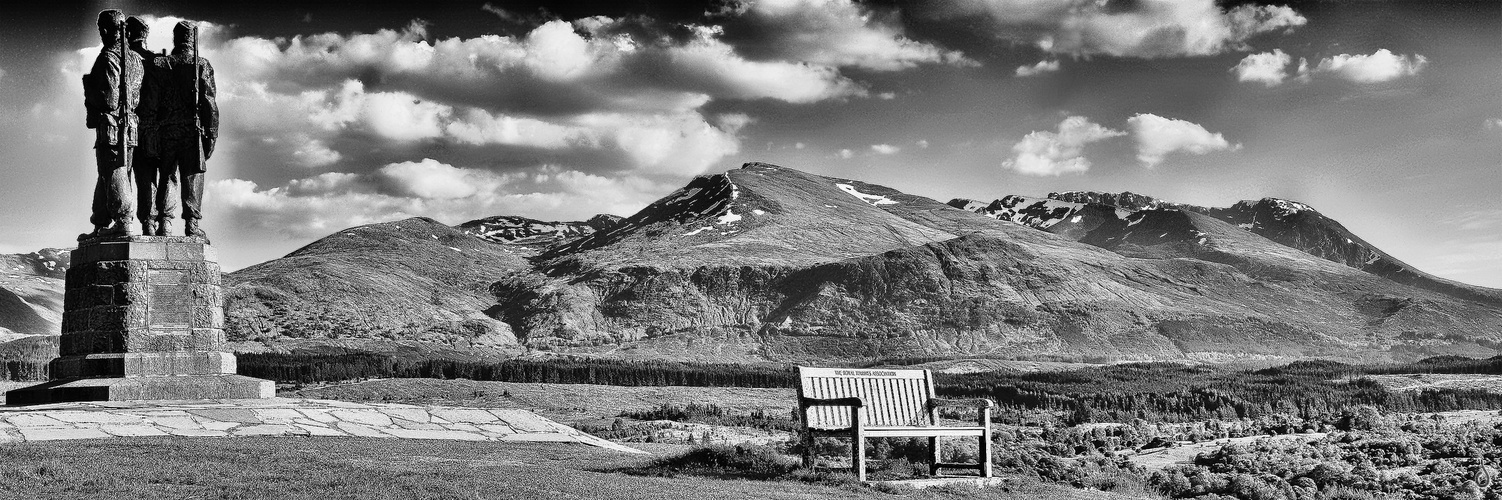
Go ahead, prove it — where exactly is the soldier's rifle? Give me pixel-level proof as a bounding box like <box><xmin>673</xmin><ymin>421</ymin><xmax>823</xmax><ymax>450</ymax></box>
<box><xmin>114</xmin><ymin>17</ymin><xmax>128</xmax><ymax>232</ymax></box>
<box><xmin>193</xmin><ymin>23</ymin><xmax>201</xmax><ymax>159</ymax></box>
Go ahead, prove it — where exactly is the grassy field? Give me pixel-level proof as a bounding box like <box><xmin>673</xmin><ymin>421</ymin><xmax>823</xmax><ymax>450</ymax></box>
<box><xmin>286</xmin><ymin>378</ymin><xmax>797</xmax><ymax>426</ymax></box>
<box><xmin>0</xmin><ymin>437</ymin><xmax>1148</xmax><ymax>500</ymax></box>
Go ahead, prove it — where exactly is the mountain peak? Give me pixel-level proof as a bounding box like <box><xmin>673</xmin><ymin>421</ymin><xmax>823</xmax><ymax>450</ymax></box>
<box><xmin>455</xmin><ymin>214</ymin><xmax>613</xmax><ymax>246</ymax></box>
<box><xmin>1048</xmin><ymin>191</ymin><xmax>1176</xmax><ymax>211</ymax></box>
<box><xmin>537</xmin><ymin>162</ymin><xmax>961</xmax><ymax>267</ymax></box>
<box><xmin>1233</xmin><ymin>197</ymin><xmax>1317</xmax><ymax>221</ymax></box>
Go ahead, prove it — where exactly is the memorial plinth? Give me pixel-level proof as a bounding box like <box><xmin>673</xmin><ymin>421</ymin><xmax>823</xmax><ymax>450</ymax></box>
<box><xmin>6</xmin><ymin>236</ymin><xmax>272</xmax><ymax>405</ymax></box>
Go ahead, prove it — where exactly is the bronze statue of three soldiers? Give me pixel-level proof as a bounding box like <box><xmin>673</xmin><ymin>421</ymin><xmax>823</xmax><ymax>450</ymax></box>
<box><xmin>82</xmin><ymin>10</ymin><xmax>218</xmax><ymax>241</ymax></box>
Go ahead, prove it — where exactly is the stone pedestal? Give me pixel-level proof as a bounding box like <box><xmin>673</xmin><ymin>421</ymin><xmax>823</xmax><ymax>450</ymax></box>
<box><xmin>6</xmin><ymin>236</ymin><xmax>272</xmax><ymax>405</ymax></box>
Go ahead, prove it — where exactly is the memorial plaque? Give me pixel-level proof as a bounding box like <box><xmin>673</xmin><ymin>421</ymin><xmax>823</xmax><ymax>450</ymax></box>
<box><xmin>150</xmin><ymin>269</ymin><xmax>192</xmax><ymax>328</ymax></box>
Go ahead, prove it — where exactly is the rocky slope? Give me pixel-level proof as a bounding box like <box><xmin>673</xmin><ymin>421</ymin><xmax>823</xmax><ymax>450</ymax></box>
<box><xmin>224</xmin><ymin>217</ymin><xmax>531</xmax><ymax>350</ymax></box>
<box><xmin>0</xmin><ymin>249</ymin><xmax>68</xmax><ymax>338</ymax></box>
<box><xmin>456</xmin><ymin>214</ymin><xmax>621</xmax><ymax>247</ymax></box>
<box><xmin>488</xmin><ymin>163</ymin><xmax>1502</xmax><ymax>364</ymax></box>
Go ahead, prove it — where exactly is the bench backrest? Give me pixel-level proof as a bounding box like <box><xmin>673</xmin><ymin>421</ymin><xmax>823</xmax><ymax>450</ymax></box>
<box><xmin>797</xmin><ymin>367</ymin><xmax>936</xmax><ymax>429</ymax></box>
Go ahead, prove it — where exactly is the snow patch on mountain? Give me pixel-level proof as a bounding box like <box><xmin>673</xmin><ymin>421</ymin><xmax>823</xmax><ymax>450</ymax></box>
<box><xmin>457</xmin><ymin>216</ymin><xmax>599</xmax><ymax>245</ymax></box>
<box><xmin>950</xmin><ymin>195</ymin><xmax>1088</xmax><ymax>229</ymax></box>
<box><xmin>837</xmin><ymin>183</ymin><xmax>899</xmax><ymax>205</ymax></box>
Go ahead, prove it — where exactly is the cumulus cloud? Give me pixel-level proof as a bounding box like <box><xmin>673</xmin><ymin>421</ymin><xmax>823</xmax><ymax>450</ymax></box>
<box><xmin>376</xmin><ymin>159</ymin><xmax>504</xmax><ymax>199</ymax></box>
<box><xmin>218</xmin><ymin>19</ymin><xmax>864</xmax><ymax>116</ymax></box>
<box><xmin>838</xmin><ymin>149</ymin><xmax>854</xmax><ymax>159</ymax></box>
<box><xmin>1312</xmin><ymin>49</ymin><xmax>1427</xmax><ymax>83</ymax></box>
<box><xmin>1126</xmin><ymin>113</ymin><xmax>1239</xmax><ymax>167</ymax></box>
<box><xmin>871</xmin><ymin>144</ymin><xmax>900</xmax><ymax>154</ymax></box>
<box><xmin>934</xmin><ymin>0</ymin><xmax>1306</xmax><ymax>58</ymax></box>
<box><xmin>1015</xmin><ymin>59</ymin><xmax>1060</xmax><ymax>77</ymax></box>
<box><xmin>719</xmin><ymin>0</ymin><xmax>973</xmax><ymax>70</ymax></box>
<box><xmin>1003</xmin><ymin>116</ymin><xmax>1125</xmax><ymax>176</ymax></box>
<box><xmin>1486</xmin><ymin>118</ymin><xmax>1502</xmax><ymax>132</ymax></box>
<box><xmin>1232</xmin><ymin>49</ymin><xmax>1292</xmax><ymax>86</ymax></box>
<box><xmin>220</xmin><ymin>78</ymin><xmax>744</xmax><ymax>177</ymax></box>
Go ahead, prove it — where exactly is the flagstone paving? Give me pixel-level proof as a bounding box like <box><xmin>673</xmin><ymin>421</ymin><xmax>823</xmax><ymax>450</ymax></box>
<box><xmin>0</xmin><ymin>398</ymin><xmax>645</xmax><ymax>454</ymax></box>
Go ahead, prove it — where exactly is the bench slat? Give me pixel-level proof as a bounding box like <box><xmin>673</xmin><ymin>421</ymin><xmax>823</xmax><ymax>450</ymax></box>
<box><xmin>800</xmin><ymin>367</ymin><xmax>934</xmax><ymax>429</ymax></box>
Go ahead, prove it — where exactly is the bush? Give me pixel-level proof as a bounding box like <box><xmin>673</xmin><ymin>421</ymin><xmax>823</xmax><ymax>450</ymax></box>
<box><xmin>624</xmin><ymin>444</ymin><xmax>801</xmax><ymax>480</ymax></box>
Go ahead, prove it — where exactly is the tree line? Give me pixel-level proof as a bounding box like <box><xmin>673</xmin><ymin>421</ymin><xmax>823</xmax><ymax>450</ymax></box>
<box><xmin>236</xmin><ymin>352</ymin><xmax>797</xmax><ymax>388</ymax></box>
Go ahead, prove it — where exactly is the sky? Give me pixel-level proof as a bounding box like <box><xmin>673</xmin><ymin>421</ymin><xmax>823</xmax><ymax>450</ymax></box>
<box><xmin>1</xmin><ymin>0</ymin><xmax>1499</xmax><ymax>287</ymax></box>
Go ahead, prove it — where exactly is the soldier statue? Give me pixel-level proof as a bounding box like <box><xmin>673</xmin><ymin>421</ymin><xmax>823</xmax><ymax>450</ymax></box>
<box><xmin>148</xmin><ymin>21</ymin><xmax>218</xmax><ymax>240</ymax></box>
<box><xmin>80</xmin><ymin>10</ymin><xmax>143</xmax><ymax>239</ymax></box>
<box><xmin>125</xmin><ymin>16</ymin><xmax>170</xmax><ymax>235</ymax></box>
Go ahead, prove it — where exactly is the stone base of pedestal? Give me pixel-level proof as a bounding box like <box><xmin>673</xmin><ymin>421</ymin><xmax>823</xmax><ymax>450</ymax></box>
<box><xmin>5</xmin><ymin>236</ymin><xmax>275</xmax><ymax>406</ymax></box>
<box><xmin>5</xmin><ymin>375</ymin><xmax>274</xmax><ymax>406</ymax></box>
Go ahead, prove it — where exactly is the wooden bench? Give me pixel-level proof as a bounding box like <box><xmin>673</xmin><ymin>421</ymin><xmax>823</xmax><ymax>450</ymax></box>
<box><xmin>796</xmin><ymin>366</ymin><xmax>993</xmax><ymax>481</ymax></box>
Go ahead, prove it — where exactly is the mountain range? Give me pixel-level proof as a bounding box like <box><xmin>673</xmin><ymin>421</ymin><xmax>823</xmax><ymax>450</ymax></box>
<box><xmin>4</xmin><ymin>162</ymin><xmax>1501</xmax><ymax>365</ymax></box>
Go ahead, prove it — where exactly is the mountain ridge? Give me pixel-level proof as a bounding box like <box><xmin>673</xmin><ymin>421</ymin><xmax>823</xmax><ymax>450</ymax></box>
<box><xmin>950</xmin><ymin>191</ymin><xmax>1502</xmax><ymax>307</ymax></box>
<box><xmin>4</xmin><ymin>163</ymin><xmax>1500</xmax><ymax>366</ymax></box>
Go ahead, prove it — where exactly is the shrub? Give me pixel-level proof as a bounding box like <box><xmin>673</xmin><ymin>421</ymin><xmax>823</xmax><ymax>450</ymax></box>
<box><xmin>624</xmin><ymin>444</ymin><xmax>801</xmax><ymax>480</ymax></box>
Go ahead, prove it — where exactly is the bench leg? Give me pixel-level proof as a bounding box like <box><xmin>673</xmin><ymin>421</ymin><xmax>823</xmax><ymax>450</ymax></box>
<box><xmin>801</xmin><ymin>430</ymin><xmax>816</xmax><ymax>469</ymax></box>
<box><xmin>928</xmin><ymin>436</ymin><xmax>941</xmax><ymax>476</ymax></box>
<box><xmin>851</xmin><ymin>407</ymin><xmax>866</xmax><ymax>482</ymax></box>
<box><xmin>978</xmin><ymin>407</ymin><xmax>993</xmax><ymax>478</ymax></box>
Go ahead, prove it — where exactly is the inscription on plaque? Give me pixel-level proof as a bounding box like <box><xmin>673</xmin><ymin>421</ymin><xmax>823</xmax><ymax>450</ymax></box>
<box><xmin>149</xmin><ymin>269</ymin><xmax>191</xmax><ymax>328</ymax></box>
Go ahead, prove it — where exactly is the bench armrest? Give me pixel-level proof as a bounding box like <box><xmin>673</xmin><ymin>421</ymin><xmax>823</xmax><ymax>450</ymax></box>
<box><xmin>928</xmin><ymin>397</ymin><xmax>994</xmax><ymax>410</ymax></box>
<box><xmin>800</xmin><ymin>396</ymin><xmax>864</xmax><ymax>408</ymax></box>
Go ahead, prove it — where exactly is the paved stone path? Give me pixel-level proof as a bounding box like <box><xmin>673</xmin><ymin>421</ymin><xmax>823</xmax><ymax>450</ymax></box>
<box><xmin>0</xmin><ymin>398</ymin><xmax>645</xmax><ymax>454</ymax></box>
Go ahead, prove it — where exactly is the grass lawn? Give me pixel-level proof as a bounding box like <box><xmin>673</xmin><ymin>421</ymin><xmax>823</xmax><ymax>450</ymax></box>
<box><xmin>0</xmin><ymin>437</ymin><xmax>1147</xmax><ymax>499</ymax></box>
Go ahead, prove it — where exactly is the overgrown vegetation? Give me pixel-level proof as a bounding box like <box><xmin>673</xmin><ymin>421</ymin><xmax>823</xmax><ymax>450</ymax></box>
<box><xmin>937</xmin><ymin>360</ymin><xmax>1502</xmax><ymax>424</ymax></box>
<box><xmin>1147</xmin><ymin>412</ymin><xmax>1502</xmax><ymax>499</ymax></box>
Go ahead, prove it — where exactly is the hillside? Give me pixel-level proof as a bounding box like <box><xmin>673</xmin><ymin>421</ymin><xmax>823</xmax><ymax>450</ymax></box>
<box><xmin>0</xmin><ymin>248</ymin><xmax>67</xmax><ymax>339</ymax></box>
<box><xmin>224</xmin><ymin>217</ymin><xmax>531</xmax><ymax>351</ymax></box>
<box><xmin>490</xmin><ymin>163</ymin><xmax>1502</xmax><ymax>364</ymax></box>
<box><xmin>953</xmin><ymin>192</ymin><xmax>1502</xmax><ymax>307</ymax></box>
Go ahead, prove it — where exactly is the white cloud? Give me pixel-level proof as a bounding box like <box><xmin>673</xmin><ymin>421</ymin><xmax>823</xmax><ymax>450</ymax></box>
<box><xmin>582</xmin><ymin>112</ymin><xmax>745</xmax><ymax>176</ymax></box>
<box><xmin>916</xmin><ymin>139</ymin><xmax>929</xmax><ymax>148</ymax></box>
<box><xmin>937</xmin><ymin>0</ymin><xmax>1306</xmax><ymax>58</ymax></box>
<box><xmin>1486</xmin><ymin>118</ymin><xmax>1502</xmax><ymax>132</ymax></box>
<box><xmin>662</xmin><ymin>25</ymin><xmax>866</xmax><ymax>104</ymax></box>
<box><xmin>288</xmin><ymin>136</ymin><xmax>342</xmax><ymax>168</ymax></box>
<box><xmin>838</xmin><ymin>149</ymin><xmax>854</xmax><ymax>159</ymax></box>
<box><xmin>871</xmin><ymin>144</ymin><xmax>900</xmax><ymax>155</ymax></box>
<box><xmin>1003</xmin><ymin>116</ymin><xmax>1125</xmax><ymax>176</ymax></box>
<box><xmin>1232</xmin><ymin>49</ymin><xmax>1292</xmax><ymax>86</ymax></box>
<box><xmin>1312</xmin><ymin>49</ymin><xmax>1427</xmax><ymax>83</ymax></box>
<box><xmin>377</xmin><ymin>159</ymin><xmax>504</xmax><ymax>199</ymax></box>
<box><xmin>219</xmin><ymin>19</ymin><xmax>865</xmax><ymax>112</ymax></box>
<box><xmin>724</xmin><ymin>0</ymin><xmax>974</xmax><ymax>70</ymax></box>
<box><xmin>1126</xmin><ymin>113</ymin><xmax>1239</xmax><ymax>168</ymax></box>
<box><xmin>1015</xmin><ymin>59</ymin><xmax>1060</xmax><ymax>77</ymax></box>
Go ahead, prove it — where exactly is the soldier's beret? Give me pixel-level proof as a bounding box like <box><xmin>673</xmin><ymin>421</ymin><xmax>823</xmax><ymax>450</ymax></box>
<box><xmin>173</xmin><ymin>21</ymin><xmax>197</xmax><ymax>45</ymax></box>
<box><xmin>98</xmin><ymin>10</ymin><xmax>124</xmax><ymax>32</ymax></box>
<box><xmin>126</xmin><ymin>16</ymin><xmax>149</xmax><ymax>40</ymax></box>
